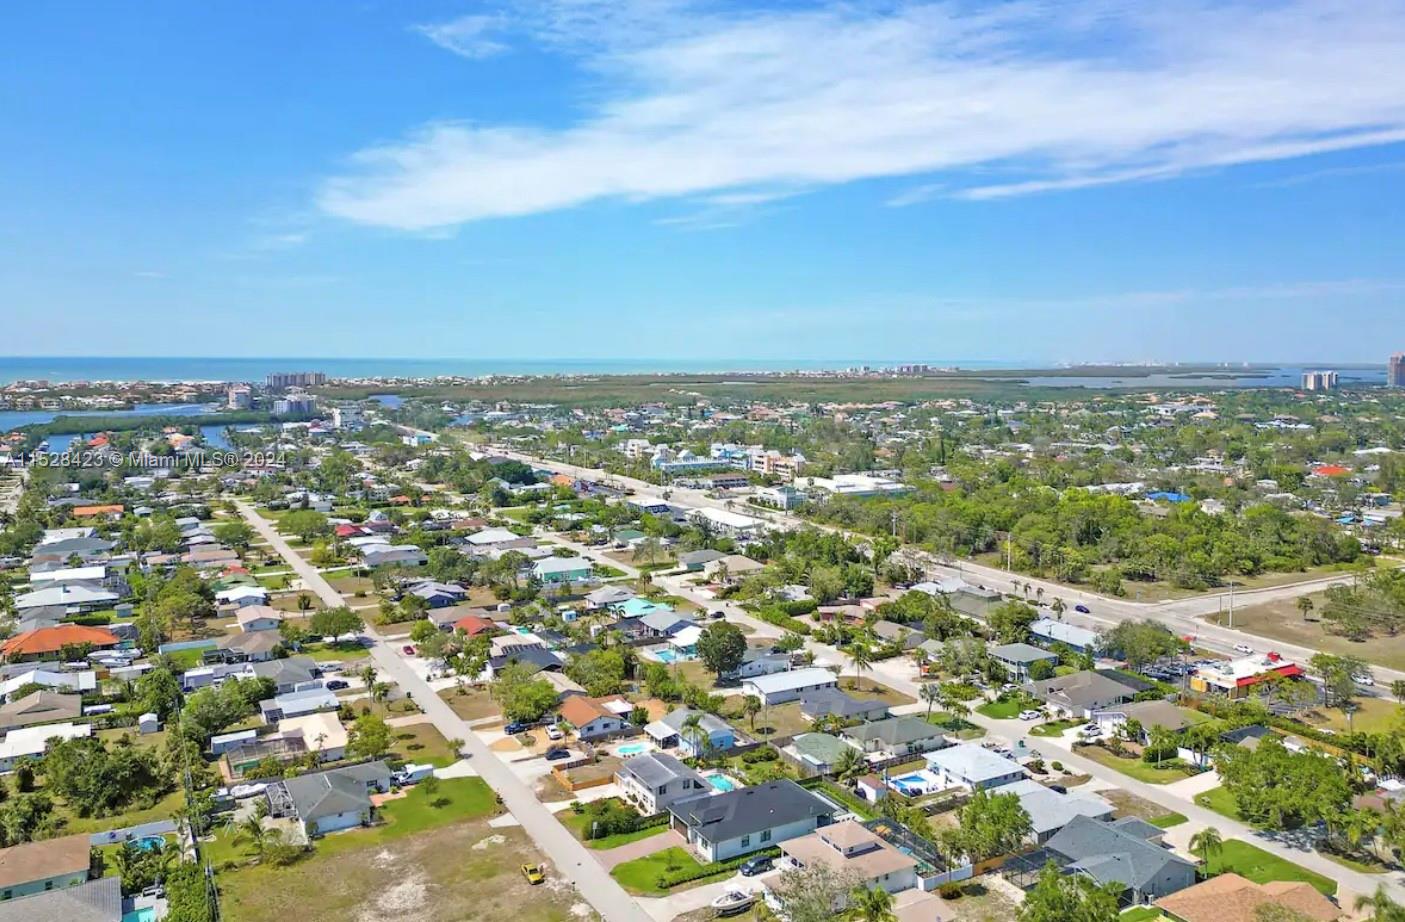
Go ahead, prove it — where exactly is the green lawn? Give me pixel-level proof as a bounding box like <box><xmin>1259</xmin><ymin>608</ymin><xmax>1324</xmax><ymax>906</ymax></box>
<box><xmin>387</xmin><ymin>723</ymin><xmax>461</xmax><ymax>767</ymax></box>
<box><xmin>976</xmin><ymin>697</ymin><xmax>1025</xmax><ymax>719</ymax></box>
<box><xmin>1205</xmin><ymin>840</ymin><xmax>1337</xmax><ymax>896</ymax></box>
<box><xmin>1194</xmin><ymin>786</ymin><xmax>1243</xmax><ymax>821</ymax></box>
<box><xmin>611</xmin><ymin>847</ymin><xmax>707</xmax><ymax>895</ymax></box>
<box><xmin>1148</xmin><ymin>811</ymin><xmax>1188</xmax><ymax>829</ymax></box>
<box><xmin>1029</xmin><ymin>718</ymin><xmax>1081</xmax><ymax>737</ymax></box>
<box><xmin>55</xmin><ymin>788</ymin><xmax>185</xmax><ymax>837</ymax></box>
<box><xmin>1119</xmin><ymin>908</ymin><xmax>1169</xmax><ymax>922</ymax></box>
<box><xmin>301</xmin><ymin>641</ymin><xmax>371</xmax><ymax>661</ymax></box>
<box><xmin>316</xmin><ymin>777</ymin><xmax>496</xmax><ymax>857</ymax></box>
<box><xmin>1077</xmin><ymin>746</ymin><xmax>1196</xmax><ymax>784</ymax></box>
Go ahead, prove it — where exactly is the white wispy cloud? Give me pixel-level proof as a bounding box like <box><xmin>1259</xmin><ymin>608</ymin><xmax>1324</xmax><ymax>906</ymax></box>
<box><xmin>414</xmin><ymin>14</ymin><xmax>510</xmax><ymax>60</ymax></box>
<box><xmin>325</xmin><ymin>0</ymin><xmax>1405</xmax><ymax>229</ymax></box>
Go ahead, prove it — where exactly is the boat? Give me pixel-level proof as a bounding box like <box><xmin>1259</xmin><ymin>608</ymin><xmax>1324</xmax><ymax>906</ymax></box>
<box><xmin>710</xmin><ymin>889</ymin><xmax>757</xmax><ymax>916</ymax></box>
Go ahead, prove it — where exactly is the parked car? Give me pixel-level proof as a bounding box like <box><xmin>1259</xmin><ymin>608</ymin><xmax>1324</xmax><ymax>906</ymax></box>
<box><xmin>544</xmin><ymin>747</ymin><xmax>571</xmax><ymax>761</ymax></box>
<box><xmin>504</xmin><ymin>721</ymin><xmax>533</xmax><ymax>735</ymax></box>
<box><xmin>546</xmin><ymin>725</ymin><xmax>564</xmax><ymax>740</ymax></box>
<box><xmin>1074</xmin><ymin>604</ymin><xmax>1091</xmax><ymax>613</ymax></box>
<box><xmin>324</xmin><ymin>679</ymin><xmax>350</xmax><ymax>691</ymax></box>
<box><xmin>710</xmin><ymin>610</ymin><xmax>726</xmax><ymax>620</ymax></box>
<box><xmin>1018</xmin><ymin>709</ymin><xmax>1042</xmax><ymax>721</ymax></box>
<box><xmin>739</xmin><ymin>856</ymin><xmax>773</xmax><ymax>876</ymax></box>
<box><xmin>521</xmin><ymin>864</ymin><xmax>545</xmax><ymax>885</ymax></box>
<box><xmin>402</xmin><ymin>645</ymin><xmax>417</xmax><ymax>655</ymax></box>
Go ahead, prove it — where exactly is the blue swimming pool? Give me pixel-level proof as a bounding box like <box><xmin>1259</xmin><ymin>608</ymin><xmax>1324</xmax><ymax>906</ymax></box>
<box><xmin>617</xmin><ymin>743</ymin><xmax>649</xmax><ymax>756</ymax></box>
<box><xmin>654</xmin><ymin>650</ymin><xmax>679</xmax><ymax>663</ymax></box>
<box><xmin>133</xmin><ymin>835</ymin><xmax>166</xmax><ymax>851</ymax></box>
<box><xmin>123</xmin><ymin>908</ymin><xmax>156</xmax><ymax>922</ymax></box>
<box><xmin>706</xmin><ymin>774</ymin><xmax>737</xmax><ymax>792</ymax></box>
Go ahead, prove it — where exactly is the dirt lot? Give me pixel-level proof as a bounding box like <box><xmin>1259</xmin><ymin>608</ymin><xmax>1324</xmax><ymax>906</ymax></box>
<box><xmin>439</xmin><ymin>686</ymin><xmax>502</xmax><ymax>722</ymax></box>
<box><xmin>1205</xmin><ymin>590</ymin><xmax>1405</xmax><ymax>671</ymax></box>
<box><xmin>217</xmin><ymin>821</ymin><xmax>590</xmax><ymax>922</ymax></box>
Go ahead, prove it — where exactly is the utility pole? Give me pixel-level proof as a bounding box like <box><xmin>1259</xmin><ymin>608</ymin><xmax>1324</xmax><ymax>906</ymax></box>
<box><xmin>1228</xmin><ymin>581</ymin><xmax>1236</xmax><ymax>630</ymax></box>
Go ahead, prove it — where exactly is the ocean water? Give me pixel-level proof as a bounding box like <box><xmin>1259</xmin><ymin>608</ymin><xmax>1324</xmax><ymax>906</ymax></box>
<box><xmin>0</xmin><ymin>356</ymin><xmax>1005</xmax><ymax>385</ymax></box>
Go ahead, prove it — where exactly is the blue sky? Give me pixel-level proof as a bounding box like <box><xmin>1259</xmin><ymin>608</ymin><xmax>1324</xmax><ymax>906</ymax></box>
<box><xmin>3</xmin><ymin>0</ymin><xmax>1405</xmax><ymax>364</ymax></box>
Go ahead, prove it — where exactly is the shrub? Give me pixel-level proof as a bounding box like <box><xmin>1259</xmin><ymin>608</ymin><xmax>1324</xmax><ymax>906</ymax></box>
<box><xmin>1051</xmin><ymin>761</ymin><xmax>1064</xmax><ymax>772</ymax></box>
<box><xmin>741</xmin><ymin>747</ymin><xmax>779</xmax><ymax>764</ymax></box>
<box><xmin>938</xmin><ymin>883</ymin><xmax>963</xmax><ymax>900</ymax></box>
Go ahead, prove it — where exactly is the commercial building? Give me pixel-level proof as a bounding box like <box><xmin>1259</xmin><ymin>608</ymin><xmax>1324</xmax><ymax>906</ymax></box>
<box><xmin>226</xmin><ymin>385</ymin><xmax>252</xmax><ymax>409</ymax></box>
<box><xmin>1189</xmin><ymin>652</ymin><xmax>1303</xmax><ymax>698</ymax></box>
<box><xmin>1391</xmin><ymin>353</ymin><xmax>1405</xmax><ymax>388</ymax></box>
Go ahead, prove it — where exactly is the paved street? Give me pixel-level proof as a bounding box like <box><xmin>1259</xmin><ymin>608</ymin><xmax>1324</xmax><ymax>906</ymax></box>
<box><xmin>236</xmin><ymin>501</ymin><xmax>653</xmax><ymax>922</ymax></box>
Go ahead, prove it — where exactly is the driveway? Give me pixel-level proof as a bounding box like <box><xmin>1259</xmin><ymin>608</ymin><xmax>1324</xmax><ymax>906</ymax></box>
<box><xmin>236</xmin><ymin>501</ymin><xmax>654</xmax><ymax>922</ymax></box>
<box><xmin>594</xmin><ymin>829</ymin><xmax>686</xmax><ymax>870</ymax></box>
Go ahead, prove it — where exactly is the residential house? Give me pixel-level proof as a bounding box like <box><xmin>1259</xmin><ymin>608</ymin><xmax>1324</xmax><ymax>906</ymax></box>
<box><xmin>235</xmin><ymin>605</ymin><xmax>284</xmax><ymax>633</ymax></box>
<box><xmin>989</xmin><ymin>643</ymin><xmax>1059</xmax><ymax>681</ymax></box>
<box><xmin>1023</xmin><ymin>670</ymin><xmax>1139</xmax><ymax>719</ymax></box>
<box><xmin>615</xmin><ymin>752</ymin><xmax>711</xmax><ymax>814</ymax></box>
<box><xmin>0</xmin><ymin>625</ymin><xmax>120</xmax><ymax>663</ymax></box>
<box><xmin>1029</xmin><ymin>618</ymin><xmax>1100</xmax><ymax>654</ymax></box>
<box><xmin>216</xmin><ymin>585</ymin><xmax>269</xmax><ymax>609</ymax></box>
<box><xmin>268</xmin><ymin>761</ymin><xmax>391</xmax><ymax>837</ymax></box>
<box><xmin>218</xmin><ymin>630</ymin><xmax>281</xmax><ymax>663</ymax></box>
<box><xmin>799</xmin><ymin>688</ymin><xmax>889</xmax><ymax>724</ymax></box>
<box><xmin>404</xmin><ymin>580</ymin><xmax>467</xmax><ymax>608</ymax></box>
<box><xmin>361</xmin><ymin>544</ymin><xmax>428</xmax><ymax>568</ymax></box>
<box><xmin>0</xmin><ymin>667</ymin><xmax>95</xmax><ymax>701</ymax></box>
<box><xmin>677</xmin><ymin>549</ymin><xmax>725</xmax><ymax>572</ymax></box>
<box><xmin>0</xmin><ymin>691</ymin><xmax>83</xmax><ymax>732</ymax></box>
<box><xmin>0</xmin><ymin>832</ymin><xmax>92</xmax><ymax>901</ymax></box>
<box><xmin>644</xmin><ymin>708</ymin><xmax>735</xmax><ymax>757</ymax></box>
<box><xmin>1043</xmin><ymin>815</ymin><xmax>1197</xmax><ymax>905</ymax></box>
<box><xmin>923</xmin><ymin>743</ymin><xmax>1025</xmax><ymax>791</ymax></box>
<box><xmin>705</xmin><ymin>554</ymin><xmax>766</xmax><ymax>581</ymax></box>
<box><xmin>1154</xmin><ymin>872</ymin><xmax>1341</xmax><ymax>922</ymax></box>
<box><xmin>841</xmin><ymin>716</ymin><xmax>949</xmax><ymax>759</ymax></box>
<box><xmin>260</xmin><ymin>687</ymin><xmax>340</xmax><ymax>723</ymax></box>
<box><xmin>251</xmin><ymin>656</ymin><xmax>321</xmax><ymax>694</ymax></box>
<box><xmin>12</xmin><ymin>585</ymin><xmax>119</xmax><ymax>615</ymax></box>
<box><xmin>1093</xmin><ymin>699</ymin><xmax>1197</xmax><ymax>743</ymax></box>
<box><xmin>0</xmin><ymin>876</ymin><xmax>118</xmax><ymax>922</ymax></box>
<box><xmin>277</xmin><ymin>712</ymin><xmax>349</xmax><ymax>762</ymax></box>
<box><xmin>585</xmin><ymin>585</ymin><xmax>634</xmax><ymax>609</ymax></box>
<box><xmin>998</xmin><ymin>779</ymin><xmax>1114</xmax><ymax>843</ymax></box>
<box><xmin>782</xmin><ymin>733</ymin><xmax>856</xmax><ymax>777</ymax></box>
<box><xmin>534</xmin><ymin>556</ymin><xmax>593</xmax><ymax>585</ymax></box>
<box><xmin>669</xmin><ymin>779</ymin><xmax>835</xmax><ymax>862</ymax></box>
<box><xmin>560</xmin><ymin>696</ymin><xmax>632</xmax><ymax>741</ymax></box>
<box><xmin>726</xmin><ymin>648</ymin><xmax>792</xmax><ymax>682</ymax></box>
<box><xmin>872</xmin><ymin>621</ymin><xmax>926</xmax><ymax>650</ymax></box>
<box><xmin>0</xmin><ymin>722</ymin><xmax>91</xmax><ymax>772</ymax></box>
<box><xmin>774</xmin><ymin>820</ymin><xmax>918</xmax><ymax>907</ymax></box>
<box><xmin>742</xmin><ymin>667</ymin><xmax>839</xmax><ymax>705</ymax></box>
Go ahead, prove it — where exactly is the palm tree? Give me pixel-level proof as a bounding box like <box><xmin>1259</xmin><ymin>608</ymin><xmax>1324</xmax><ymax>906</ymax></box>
<box><xmin>234</xmin><ymin>815</ymin><xmax>272</xmax><ymax>862</ymax></box>
<box><xmin>1297</xmin><ymin>596</ymin><xmax>1315</xmax><ymax>622</ymax></box>
<box><xmin>359</xmin><ymin>664</ymin><xmax>378</xmax><ymax>689</ymax></box>
<box><xmin>1147</xmin><ymin>725</ymin><xmax>1174</xmax><ymax>768</ymax></box>
<box><xmin>1051</xmin><ymin>597</ymin><xmax>1065</xmax><ymax>619</ymax></box>
<box><xmin>681</xmin><ymin>712</ymin><xmax>705</xmax><ymax>755</ymax></box>
<box><xmin>1189</xmin><ymin>827</ymin><xmax>1223</xmax><ymax>876</ymax></box>
<box><xmin>851</xmin><ymin>885</ymin><xmax>896</xmax><ymax>922</ymax></box>
<box><xmin>742</xmin><ymin>695</ymin><xmax>762</xmax><ymax>730</ymax></box>
<box><xmin>1355</xmin><ymin>886</ymin><xmax>1405</xmax><ymax>922</ymax></box>
<box><xmin>849</xmin><ymin>642</ymin><xmax>873</xmax><ymax>691</ymax></box>
<box><xmin>834</xmin><ymin>746</ymin><xmax>864</xmax><ymax>782</ymax></box>
<box><xmin>920</xmin><ymin>683</ymin><xmax>942</xmax><ymax>719</ymax></box>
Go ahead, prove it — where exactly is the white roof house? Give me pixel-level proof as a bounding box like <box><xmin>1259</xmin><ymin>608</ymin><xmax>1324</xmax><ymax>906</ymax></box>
<box><xmin>467</xmin><ymin>528</ymin><xmax>522</xmax><ymax>546</ymax></box>
<box><xmin>217</xmin><ymin>585</ymin><xmax>270</xmax><ymax>605</ymax></box>
<box><xmin>669</xmin><ymin>625</ymin><xmax>704</xmax><ymax>649</ymax></box>
<box><xmin>924</xmin><ymin>743</ymin><xmax>1026</xmax><ymax>791</ymax></box>
<box><xmin>0</xmin><ymin>668</ymin><xmax>97</xmax><ymax>700</ymax></box>
<box><xmin>688</xmin><ymin>508</ymin><xmax>765</xmax><ymax>537</ymax></box>
<box><xmin>0</xmin><ymin>721</ymin><xmax>91</xmax><ymax>770</ymax></box>
<box><xmin>1030</xmin><ymin>618</ymin><xmax>1100</xmax><ymax>651</ymax></box>
<box><xmin>14</xmin><ymin>583</ymin><xmax>118</xmax><ymax>611</ymax></box>
<box><xmin>742</xmin><ymin>667</ymin><xmax>839</xmax><ymax>704</ymax></box>
<box><xmin>27</xmin><ymin>565</ymin><xmax>109</xmax><ymax>585</ymax></box>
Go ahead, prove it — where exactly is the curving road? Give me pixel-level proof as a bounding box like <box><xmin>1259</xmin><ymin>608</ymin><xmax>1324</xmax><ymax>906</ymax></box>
<box><xmin>234</xmin><ymin>501</ymin><xmax>653</xmax><ymax>922</ymax></box>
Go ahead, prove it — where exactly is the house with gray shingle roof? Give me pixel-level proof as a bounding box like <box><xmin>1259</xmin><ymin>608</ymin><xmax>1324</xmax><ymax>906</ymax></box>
<box><xmin>615</xmin><ymin>752</ymin><xmax>710</xmax><ymax>813</ymax></box>
<box><xmin>1044</xmin><ymin>815</ymin><xmax>1196</xmax><ymax>905</ymax></box>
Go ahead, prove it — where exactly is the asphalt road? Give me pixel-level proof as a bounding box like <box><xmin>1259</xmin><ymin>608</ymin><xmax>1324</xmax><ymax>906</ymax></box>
<box><xmin>235</xmin><ymin>501</ymin><xmax>654</xmax><ymax>922</ymax></box>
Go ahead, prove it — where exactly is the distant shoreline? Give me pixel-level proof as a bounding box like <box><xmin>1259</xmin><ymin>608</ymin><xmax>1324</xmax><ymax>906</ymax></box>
<box><xmin>0</xmin><ymin>355</ymin><xmax>1385</xmax><ymax>387</ymax></box>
